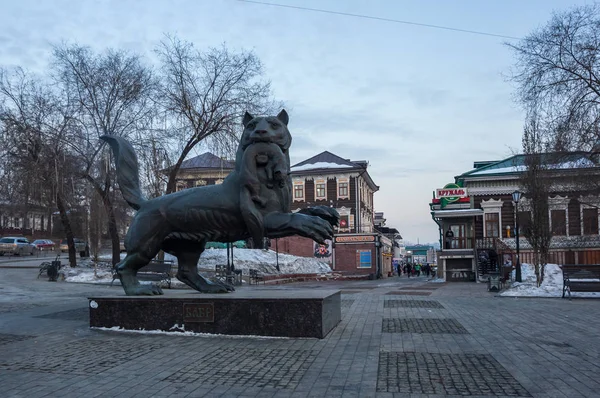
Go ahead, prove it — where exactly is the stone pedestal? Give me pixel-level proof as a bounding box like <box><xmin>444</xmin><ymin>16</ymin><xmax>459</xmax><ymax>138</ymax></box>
<box><xmin>88</xmin><ymin>289</ymin><xmax>341</xmax><ymax>339</ymax></box>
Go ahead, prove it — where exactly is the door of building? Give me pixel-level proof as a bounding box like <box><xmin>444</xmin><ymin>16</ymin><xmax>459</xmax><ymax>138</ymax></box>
<box><xmin>449</xmin><ymin>224</ymin><xmax>466</xmax><ymax>249</ymax></box>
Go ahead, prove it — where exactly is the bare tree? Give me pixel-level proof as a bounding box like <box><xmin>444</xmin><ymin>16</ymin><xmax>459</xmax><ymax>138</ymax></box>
<box><xmin>52</xmin><ymin>43</ymin><xmax>155</xmax><ymax>265</ymax></box>
<box><xmin>155</xmin><ymin>35</ymin><xmax>281</xmax><ymax>194</ymax></box>
<box><xmin>0</xmin><ymin>68</ymin><xmax>82</xmax><ymax>266</ymax></box>
<box><xmin>520</xmin><ymin>118</ymin><xmax>552</xmax><ymax>286</ymax></box>
<box><xmin>507</xmin><ymin>3</ymin><xmax>600</xmax><ymax>152</ymax></box>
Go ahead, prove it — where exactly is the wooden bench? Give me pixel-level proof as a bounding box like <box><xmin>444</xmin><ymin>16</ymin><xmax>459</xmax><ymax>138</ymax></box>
<box><xmin>561</xmin><ymin>265</ymin><xmax>600</xmax><ymax>299</ymax></box>
<box><xmin>249</xmin><ymin>269</ymin><xmax>265</xmax><ymax>285</ymax></box>
<box><xmin>111</xmin><ymin>260</ymin><xmax>174</xmax><ymax>288</ymax></box>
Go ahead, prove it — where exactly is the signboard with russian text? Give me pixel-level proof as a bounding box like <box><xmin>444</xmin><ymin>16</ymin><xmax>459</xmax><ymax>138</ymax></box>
<box><xmin>335</xmin><ymin>235</ymin><xmax>375</xmax><ymax>243</ymax></box>
<box><xmin>436</xmin><ymin>185</ymin><xmax>468</xmax><ymax>200</ymax></box>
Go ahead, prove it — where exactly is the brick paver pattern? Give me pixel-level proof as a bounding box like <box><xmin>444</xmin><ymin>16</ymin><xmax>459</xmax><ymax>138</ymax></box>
<box><xmin>377</xmin><ymin>351</ymin><xmax>532</xmax><ymax>396</ymax></box>
<box><xmin>383</xmin><ymin>299</ymin><xmax>444</xmax><ymax>309</ymax></box>
<box><xmin>1</xmin><ymin>266</ymin><xmax>600</xmax><ymax>397</ymax></box>
<box><xmin>385</xmin><ymin>291</ymin><xmax>432</xmax><ymax>296</ymax></box>
<box><xmin>164</xmin><ymin>347</ymin><xmax>318</xmax><ymax>389</ymax></box>
<box><xmin>0</xmin><ymin>333</ymin><xmax>36</xmax><ymax>347</ymax></box>
<box><xmin>382</xmin><ymin>318</ymin><xmax>469</xmax><ymax>334</ymax></box>
<box><xmin>0</xmin><ymin>339</ymin><xmax>166</xmax><ymax>375</ymax></box>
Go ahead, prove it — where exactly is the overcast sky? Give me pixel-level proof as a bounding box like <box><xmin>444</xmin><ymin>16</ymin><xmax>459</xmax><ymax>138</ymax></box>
<box><xmin>0</xmin><ymin>0</ymin><xmax>590</xmax><ymax>244</ymax></box>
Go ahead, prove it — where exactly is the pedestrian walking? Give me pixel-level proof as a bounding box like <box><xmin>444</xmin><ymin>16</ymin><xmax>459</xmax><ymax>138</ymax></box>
<box><xmin>424</xmin><ymin>263</ymin><xmax>431</xmax><ymax>277</ymax></box>
<box><xmin>406</xmin><ymin>263</ymin><xmax>412</xmax><ymax>278</ymax></box>
<box><xmin>415</xmin><ymin>263</ymin><xmax>421</xmax><ymax>277</ymax></box>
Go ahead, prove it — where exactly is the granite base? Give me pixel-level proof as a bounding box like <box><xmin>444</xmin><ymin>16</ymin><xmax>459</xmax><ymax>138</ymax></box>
<box><xmin>88</xmin><ymin>289</ymin><xmax>341</xmax><ymax>338</ymax></box>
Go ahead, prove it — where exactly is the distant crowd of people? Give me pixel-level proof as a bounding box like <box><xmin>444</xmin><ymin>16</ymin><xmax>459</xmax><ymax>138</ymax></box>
<box><xmin>396</xmin><ymin>262</ymin><xmax>434</xmax><ymax>278</ymax></box>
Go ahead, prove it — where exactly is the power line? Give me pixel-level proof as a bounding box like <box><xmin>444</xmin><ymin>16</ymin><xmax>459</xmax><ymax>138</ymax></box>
<box><xmin>236</xmin><ymin>0</ymin><xmax>522</xmax><ymax>41</ymax></box>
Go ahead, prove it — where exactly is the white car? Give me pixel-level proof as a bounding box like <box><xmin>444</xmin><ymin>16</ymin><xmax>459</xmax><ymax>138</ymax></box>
<box><xmin>0</xmin><ymin>237</ymin><xmax>36</xmax><ymax>256</ymax></box>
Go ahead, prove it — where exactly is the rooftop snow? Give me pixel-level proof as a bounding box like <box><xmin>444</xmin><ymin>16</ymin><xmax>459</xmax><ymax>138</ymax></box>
<box><xmin>290</xmin><ymin>162</ymin><xmax>355</xmax><ymax>172</ymax></box>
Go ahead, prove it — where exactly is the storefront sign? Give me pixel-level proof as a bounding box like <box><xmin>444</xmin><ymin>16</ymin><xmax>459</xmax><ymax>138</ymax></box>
<box><xmin>436</xmin><ymin>183</ymin><xmax>468</xmax><ymax>202</ymax></box>
<box><xmin>335</xmin><ymin>235</ymin><xmax>375</xmax><ymax>243</ymax></box>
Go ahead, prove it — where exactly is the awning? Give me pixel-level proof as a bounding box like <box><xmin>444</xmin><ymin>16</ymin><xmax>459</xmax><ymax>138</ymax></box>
<box><xmin>433</xmin><ymin>209</ymin><xmax>483</xmax><ymax>218</ymax></box>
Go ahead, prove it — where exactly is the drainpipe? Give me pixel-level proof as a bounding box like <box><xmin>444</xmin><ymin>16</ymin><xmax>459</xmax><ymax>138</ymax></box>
<box><xmin>376</xmin><ymin>236</ymin><xmax>382</xmax><ymax>279</ymax></box>
<box><xmin>430</xmin><ymin>211</ymin><xmax>443</xmax><ymax>249</ymax></box>
<box><xmin>355</xmin><ymin>176</ymin><xmax>360</xmax><ymax>233</ymax></box>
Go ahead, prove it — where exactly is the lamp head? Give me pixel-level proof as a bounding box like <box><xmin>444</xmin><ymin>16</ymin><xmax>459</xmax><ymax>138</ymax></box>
<box><xmin>512</xmin><ymin>190</ymin><xmax>522</xmax><ymax>203</ymax></box>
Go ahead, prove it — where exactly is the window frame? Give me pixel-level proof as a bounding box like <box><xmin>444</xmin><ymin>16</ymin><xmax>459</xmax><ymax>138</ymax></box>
<box><xmin>315</xmin><ymin>183</ymin><xmax>326</xmax><ymax>199</ymax></box>
<box><xmin>294</xmin><ymin>184</ymin><xmax>304</xmax><ymax>200</ymax></box>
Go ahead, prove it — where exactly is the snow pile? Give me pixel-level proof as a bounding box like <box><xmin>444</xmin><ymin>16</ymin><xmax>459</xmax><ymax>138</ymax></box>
<box><xmin>183</xmin><ymin>248</ymin><xmax>332</xmax><ymax>275</ymax></box>
<box><xmin>64</xmin><ymin>248</ymin><xmax>331</xmax><ymax>285</ymax></box>
<box><xmin>501</xmin><ymin>263</ymin><xmax>600</xmax><ymax>298</ymax></box>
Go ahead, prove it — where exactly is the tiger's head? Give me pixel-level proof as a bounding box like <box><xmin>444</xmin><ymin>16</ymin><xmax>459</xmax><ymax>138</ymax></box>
<box><xmin>235</xmin><ymin>109</ymin><xmax>292</xmax><ymax>169</ymax></box>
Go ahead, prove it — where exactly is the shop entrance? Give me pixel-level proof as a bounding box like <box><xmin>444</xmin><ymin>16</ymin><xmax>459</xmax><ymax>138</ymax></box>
<box><xmin>445</xmin><ymin>258</ymin><xmax>475</xmax><ymax>281</ymax></box>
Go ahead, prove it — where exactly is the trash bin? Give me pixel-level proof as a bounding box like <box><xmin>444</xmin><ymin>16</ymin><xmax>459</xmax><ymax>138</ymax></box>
<box><xmin>488</xmin><ymin>272</ymin><xmax>501</xmax><ymax>292</ymax></box>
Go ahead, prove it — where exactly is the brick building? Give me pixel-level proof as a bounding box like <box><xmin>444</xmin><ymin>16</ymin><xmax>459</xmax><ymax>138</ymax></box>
<box><xmin>275</xmin><ymin>151</ymin><xmax>392</xmax><ymax>276</ymax></box>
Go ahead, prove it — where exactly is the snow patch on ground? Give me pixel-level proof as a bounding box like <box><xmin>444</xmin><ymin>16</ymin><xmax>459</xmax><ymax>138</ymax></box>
<box><xmin>64</xmin><ymin>248</ymin><xmax>331</xmax><ymax>285</ymax></box>
<box><xmin>181</xmin><ymin>248</ymin><xmax>332</xmax><ymax>275</ymax></box>
<box><xmin>91</xmin><ymin>326</ymin><xmax>292</xmax><ymax>339</ymax></box>
<box><xmin>501</xmin><ymin>263</ymin><xmax>600</xmax><ymax>298</ymax></box>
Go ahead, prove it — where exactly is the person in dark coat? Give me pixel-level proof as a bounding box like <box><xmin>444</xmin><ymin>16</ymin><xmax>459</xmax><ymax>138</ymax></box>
<box><xmin>423</xmin><ymin>263</ymin><xmax>431</xmax><ymax>277</ymax></box>
<box><xmin>445</xmin><ymin>226</ymin><xmax>454</xmax><ymax>249</ymax></box>
<box><xmin>406</xmin><ymin>262</ymin><xmax>412</xmax><ymax>278</ymax></box>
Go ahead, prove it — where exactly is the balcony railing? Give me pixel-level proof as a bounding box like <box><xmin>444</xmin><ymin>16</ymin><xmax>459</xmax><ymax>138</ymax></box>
<box><xmin>443</xmin><ymin>237</ymin><xmax>474</xmax><ymax>250</ymax></box>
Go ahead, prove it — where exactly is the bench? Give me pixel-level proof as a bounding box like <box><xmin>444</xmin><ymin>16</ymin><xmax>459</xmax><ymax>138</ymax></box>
<box><xmin>561</xmin><ymin>265</ymin><xmax>600</xmax><ymax>299</ymax></box>
<box><xmin>215</xmin><ymin>264</ymin><xmax>242</xmax><ymax>286</ymax></box>
<box><xmin>249</xmin><ymin>269</ymin><xmax>265</xmax><ymax>285</ymax></box>
<box><xmin>111</xmin><ymin>260</ymin><xmax>174</xmax><ymax>288</ymax></box>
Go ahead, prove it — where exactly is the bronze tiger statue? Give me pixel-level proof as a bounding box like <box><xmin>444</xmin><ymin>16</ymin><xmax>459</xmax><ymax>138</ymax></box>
<box><xmin>101</xmin><ymin>110</ymin><xmax>340</xmax><ymax>295</ymax></box>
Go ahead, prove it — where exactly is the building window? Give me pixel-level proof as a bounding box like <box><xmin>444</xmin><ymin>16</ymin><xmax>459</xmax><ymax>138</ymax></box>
<box><xmin>316</xmin><ymin>183</ymin><xmax>326</xmax><ymax>199</ymax></box>
<box><xmin>551</xmin><ymin>210</ymin><xmax>567</xmax><ymax>236</ymax></box>
<box><xmin>518</xmin><ymin>211</ymin><xmax>532</xmax><ymax>236</ymax></box>
<box><xmin>356</xmin><ymin>250</ymin><xmax>372</xmax><ymax>268</ymax></box>
<box><xmin>485</xmin><ymin>213</ymin><xmax>500</xmax><ymax>238</ymax></box>
<box><xmin>338</xmin><ymin>182</ymin><xmax>348</xmax><ymax>198</ymax></box>
<box><xmin>583</xmin><ymin>208</ymin><xmax>599</xmax><ymax>235</ymax></box>
<box><xmin>294</xmin><ymin>184</ymin><xmax>304</xmax><ymax>199</ymax></box>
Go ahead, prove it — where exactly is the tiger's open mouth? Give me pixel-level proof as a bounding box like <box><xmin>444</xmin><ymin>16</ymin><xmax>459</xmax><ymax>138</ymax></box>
<box><xmin>243</xmin><ymin>138</ymin><xmax>288</xmax><ymax>153</ymax></box>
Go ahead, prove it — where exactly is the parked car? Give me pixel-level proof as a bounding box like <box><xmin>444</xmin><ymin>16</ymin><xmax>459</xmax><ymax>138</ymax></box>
<box><xmin>60</xmin><ymin>239</ymin><xmax>87</xmax><ymax>256</ymax></box>
<box><xmin>0</xmin><ymin>237</ymin><xmax>36</xmax><ymax>256</ymax></box>
<box><xmin>32</xmin><ymin>239</ymin><xmax>55</xmax><ymax>251</ymax></box>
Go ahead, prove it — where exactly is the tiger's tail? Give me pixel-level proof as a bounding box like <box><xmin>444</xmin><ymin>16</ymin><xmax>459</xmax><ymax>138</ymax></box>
<box><xmin>100</xmin><ymin>135</ymin><xmax>146</xmax><ymax>211</ymax></box>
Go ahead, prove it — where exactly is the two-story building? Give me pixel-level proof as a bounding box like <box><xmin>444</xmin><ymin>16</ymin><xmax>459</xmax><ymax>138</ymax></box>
<box><xmin>288</xmin><ymin>151</ymin><xmax>379</xmax><ymax>233</ymax></box>
<box><xmin>276</xmin><ymin>151</ymin><xmax>393</xmax><ymax>276</ymax></box>
<box><xmin>432</xmin><ymin>152</ymin><xmax>600</xmax><ymax>282</ymax></box>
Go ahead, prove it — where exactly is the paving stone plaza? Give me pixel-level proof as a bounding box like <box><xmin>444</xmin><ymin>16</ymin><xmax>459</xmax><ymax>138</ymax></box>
<box><xmin>1</xmin><ymin>266</ymin><xmax>599</xmax><ymax>397</ymax></box>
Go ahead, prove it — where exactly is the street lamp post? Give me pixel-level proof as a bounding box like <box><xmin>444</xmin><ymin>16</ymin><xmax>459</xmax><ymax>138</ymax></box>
<box><xmin>512</xmin><ymin>190</ymin><xmax>522</xmax><ymax>282</ymax></box>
